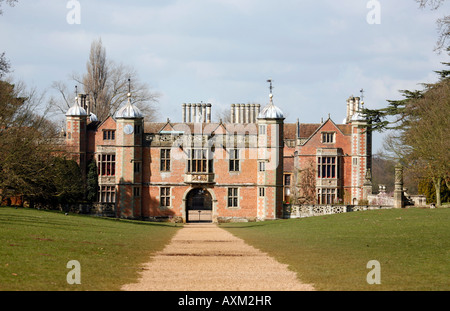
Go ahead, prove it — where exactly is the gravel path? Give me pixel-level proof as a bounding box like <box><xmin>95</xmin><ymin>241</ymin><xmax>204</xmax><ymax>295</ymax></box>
<box><xmin>121</xmin><ymin>223</ymin><xmax>315</xmax><ymax>291</ymax></box>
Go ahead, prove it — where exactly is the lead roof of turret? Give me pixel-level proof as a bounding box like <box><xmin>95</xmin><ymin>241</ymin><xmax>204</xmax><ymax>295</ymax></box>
<box><xmin>115</xmin><ymin>93</ymin><xmax>143</xmax><ymax>119</ymax></box>
<box><xmin>258</xmin><ymin>94</ymin><xmax>284</xmax><ymax>119</ymax></box>
<box><xmin>65</xmin><ymin>97</ymin><xmax>87</xmax><ymax>116</ymax></box>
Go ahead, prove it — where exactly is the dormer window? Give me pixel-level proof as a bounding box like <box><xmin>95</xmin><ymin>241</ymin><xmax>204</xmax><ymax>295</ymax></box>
<box><xmin>322</xmin><ymin>132</ymin><xmax>335</xmax><ymax>144</ymax></box>
<box><xmin>103</xmin><ymin>130</ymin><xmax>115</xmax><ymax>141</ymax></box>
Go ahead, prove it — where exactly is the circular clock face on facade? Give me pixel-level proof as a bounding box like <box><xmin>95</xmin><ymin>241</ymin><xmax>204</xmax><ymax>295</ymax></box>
<box><xmin>124</xmin><ymin>124</ymin><xmax>134</xmax><ymax>135</ymax></box>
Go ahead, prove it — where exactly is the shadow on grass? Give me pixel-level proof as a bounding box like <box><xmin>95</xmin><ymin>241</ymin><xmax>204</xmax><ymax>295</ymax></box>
<box><xmin>98</xmin><ymin>216</ymin><xmax>182</xmax><ymax>228</ymax></box>
<box><xmin>0</xmin><ymin>207</ymin><xmax>182</xmax><ymax>229</ymax></box>
<box><xmin>218</xmin><ymin>222</ymin><xmax>270</xmax><ymax>229</ymax></box>
<box><xmin>0</xmin><ymin>212</ymin><xmax>85</xmax><ymax>229</ymax></box>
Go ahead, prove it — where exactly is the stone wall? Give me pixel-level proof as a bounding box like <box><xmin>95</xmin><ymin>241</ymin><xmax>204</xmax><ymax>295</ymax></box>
<box><xmin>284</xmin><ymin>204</ymin><xmax>393</xmax><ymax>219</ymax></box>
<box><xmin>368</xmin><ymin>193</ymin><xmax>394</xmax><ymax>206</ymax></box>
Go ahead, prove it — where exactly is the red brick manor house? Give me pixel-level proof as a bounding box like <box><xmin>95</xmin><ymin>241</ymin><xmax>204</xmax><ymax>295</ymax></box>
<box><xmin>65</xmin><ymin>88</ymin><xmax>372</xmax><ymax>223</ymax></box>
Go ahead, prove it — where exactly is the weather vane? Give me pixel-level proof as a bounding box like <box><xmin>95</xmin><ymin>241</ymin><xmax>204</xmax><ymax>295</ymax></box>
<box><xmin>128</xmin><ymin>78</ymin><xmax>131</xmax><ymax>94</ymax></box>
<box><xmin>267</xmin><ymin>79</ymin><xmax>274</xmax><ymax>95</ymax></box>
<box><xmin>360</xmin><ymin>88</ymin><xmax>365</xmax><ymax>101</ymax></box>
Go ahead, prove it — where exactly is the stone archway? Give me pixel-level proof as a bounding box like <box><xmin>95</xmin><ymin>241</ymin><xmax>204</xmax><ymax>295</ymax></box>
<box><xmin>185</xmin><ymin>188</ymin><xmax>213</xmax><ymax>223</ymax></box>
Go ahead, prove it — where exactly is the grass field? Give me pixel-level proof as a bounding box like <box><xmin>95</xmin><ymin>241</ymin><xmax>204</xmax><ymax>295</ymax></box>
<box><xmin>1</xmin><ymin>207</ymin><xmax>448</xmax><ymax>291</ymax></box>
<box><xmin>0</xmin><ymin>207</ymin><xmax>181</xmax><ymax>291</ymax></box>
<box><xmin>222</xmin><ymin>208</ymin><xmax>450</xmax><ymax>291</ymax></box>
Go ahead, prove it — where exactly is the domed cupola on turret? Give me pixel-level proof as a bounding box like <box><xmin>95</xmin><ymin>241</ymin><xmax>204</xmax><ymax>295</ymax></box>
<box><xmin>65</xmin><ymin>89</ymin><xmax>88</xmax><ymax>177</ymax></box>
<box><xmin>89</xmin><ymin>113</ymin><xmax>98</xmax><ymax>122</ymax></box>
<box><xmin>116</xmin><ymin>93</ymin><xmax>143</xmax><ymax>119</ymax></box>
<box><xmin>258</xmin><ymin>94</ymin><xmax>284</xmax><ymax>120</ymax></box>
<box><xmin>115</xmin><ymin>79</ymin><xmax>144</xmax><ymax>219</ymax></box>
<box><xmin>256</xmin><ymin>79</ymin><xmax>285</xmax><ymax>221</ymax></box>
<box><xmin>66</xmin><ymin>96</ymin><xmax>87</xmax><ymax>117</ymax></box>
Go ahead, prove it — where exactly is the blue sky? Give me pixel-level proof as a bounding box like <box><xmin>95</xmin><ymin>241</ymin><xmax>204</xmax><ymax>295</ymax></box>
<box><xmin>1</xmin><ymin>0</ymin><xmax>449</xmax><ymax>152</ymax></box>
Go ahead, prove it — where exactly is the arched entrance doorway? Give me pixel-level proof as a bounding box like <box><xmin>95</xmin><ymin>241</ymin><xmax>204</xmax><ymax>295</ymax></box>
<box><xmin>186</xmin><ymin>188</ymin><xmax>213</xmax><ymax>223</ymax></box>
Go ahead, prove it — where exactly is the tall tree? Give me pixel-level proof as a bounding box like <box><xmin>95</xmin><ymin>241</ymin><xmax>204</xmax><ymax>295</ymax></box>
<box><xmin>86</xmin><ymin>159</ymin><xmax>98</xmax><ymax>203</ymax></box>
<box><xmin>403</xmin><ymin>77</ymin><xmax>450</xmax><ymax>205</ymax></box>
<box><xmin>49</xmin><ymin>157</ymin><xmax>85</xmax><ymax>205</ymax></box>
<box><xmin>82</xmin><ymin>37</ymin><xmax>109</xmax><ymax>119</ymax></box>
<box><xmin>0</xmin><ymin>79</ymin><xmax>84</xmax><ymax>207</ymax></box>
<box><xmin>52</xmin><ymin>38</ymin><xmax>160</xmax><ymax>122</ymax></box>
<box><xmin>363</xmin><ymin>62</ymin><xmax>450</xmax><ymax>206</ymax></box>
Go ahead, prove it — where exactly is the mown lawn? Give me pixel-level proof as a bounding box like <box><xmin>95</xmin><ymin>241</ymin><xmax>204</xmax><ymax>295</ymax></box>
<box><xmin>0</xmin><ymin>207</ymin><xmax>181</xmax><ymax>291</ymax></box>
<box><xmin>222</xmin><ymin>208</ymin><xmax>450</xmax><ymax>291</ymax></box>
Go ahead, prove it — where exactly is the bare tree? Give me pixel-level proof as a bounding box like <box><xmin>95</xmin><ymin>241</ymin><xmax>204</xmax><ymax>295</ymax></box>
<box><xmin>416</xmin><ymin>0</ymin><xmax>450</xmax><ymax>52</ymax></box>
<box><xmin>416</xmin><ymin>0</ymin><xmax>444</xmax><ymax>9</ymax></box>
<box><xmin>0</xmin><ymin>1</ymin><xmax>18</xmax><ymax>77</ymax></box>
<box><xmin>50</xmin><ymin>80</ymin><xmax>74</xmax><ymax>115</ymax></box>
<box><xmin>382</xmin><ymin>131</ymin><xmax>412</xmax><ymax>164</ymax></box>
<box><xmin>81</xmin><ymin>38</ymin><xmax>109</xmax><ymax>119</ymax></box>
<box><xmin>0</xmin><ymin>0</ymin><xmax>17</xmax><ymax>15</ymax></box>
<box><xmin>0</xmin><ymin>52</ymin><xmax>10</xmax><ymax>78</ymax></box>
<box><xmin>53</xmin><ymin>38</ymin><xmax>160</xmax><ymax>122</ymax></box>
<box><xmin>214</xmin><ymin>106</ymin><xmax>231</xmax><ymax>123</ymax></box>
<box><xmin>291</xmin><ymin>159</ymin><xmax>317</xmax><ymax>205</ymax></box>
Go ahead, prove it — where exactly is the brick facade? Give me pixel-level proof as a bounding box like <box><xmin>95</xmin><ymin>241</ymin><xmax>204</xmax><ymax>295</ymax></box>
<box><xmin>66</xmin><ymin>94</ymin><xmax>371</xmax><ymax>222</ymax></box>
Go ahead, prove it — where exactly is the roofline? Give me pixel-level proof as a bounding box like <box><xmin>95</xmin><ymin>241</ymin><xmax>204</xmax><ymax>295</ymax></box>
<box><xmin>300</xmin><ymin>117</ymin><xmax>348</xmax><ymax>145</ymax></box>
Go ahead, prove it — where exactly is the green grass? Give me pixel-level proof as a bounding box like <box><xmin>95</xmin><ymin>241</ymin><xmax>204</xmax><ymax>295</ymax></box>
<box><xmin>221</xmin><ymin>208</ymin><xmax>450</xmax><ymax>291</ymax></box>
<box><xmin>2</xmin><ymin>207</ymin><xmax>448</xmax><ymax>291</ymax></box>
<box><xmin>0</xmin><ymin>207</ymin><xmax>181</xmax><ymax>291</ymax></box>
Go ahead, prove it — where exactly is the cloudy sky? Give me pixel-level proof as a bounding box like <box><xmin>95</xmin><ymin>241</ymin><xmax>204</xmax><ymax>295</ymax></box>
<box><xmin>1</xmin><ymin>0</ymin><xmax>449</xmax><ymax>151</ymax></box>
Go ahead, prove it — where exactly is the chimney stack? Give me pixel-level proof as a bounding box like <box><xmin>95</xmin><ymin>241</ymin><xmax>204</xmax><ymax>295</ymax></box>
<box><xmin>235</xmin><ymin>104</ymin><xmax>241</xmax><ymax>124</ymax></box>
<box><xmin>348</xmin><ymin>97</ymin><xmax>355</xmax><ymax>120</ymax></box>
<box><xmin>250</xmin><ymin>104</ymin><xmax>256</xmax><ymax>123</ymax></box>
<box><xmin>191</xmin><ymin>104</ymin><xmax>195</xmax><ymax>122</ymax></box>
<box><xmin>182</xmin><ymin>103</ymin><xmax>187</xmax><ymax>123</ymax></box>
<box><xmin>183</xmin><ymin>103</ymin><xmax>213</xmax><ymax>123</ymax></box>
<box><xmin>196</xmin><ymin>104</ymin><xmax>201</xmax><ymax>122</ymax></box>
<box><xmin>201</xmin><ymin>104</ymin><xmax>206</xmax><ymax>123</ymax></box>
<box><xmin>231</xmin><ymin>104</ymin><xmax>236</xmax><ymax>123</ymax></box>
<box><xmin>345</xmin><ymin>95</ymin><xmax>361</xmax><ymax>123</ymax></box>
<box><xmin>206</xmin><ymin>103</ymin><xmax>212</xmax><ymax>123</ymax></box>
<box><xmin>245</xmin><ymin>104</ymin><xmax>250</xmax><ymax>123</ymax></box>
<box><xmin>355</xmin><ymin>97</ymin><xmax>360</xmax><ymax>113</ymax></box>
<box><xmin>227</xmin><ymin>103</ymin><xmax>262</xmax><ymax>124</ymax></box>
<box><xmin>346</xmin><ymin>98</ymin><xmax>350</xmax><ymax>123</ymax></box>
